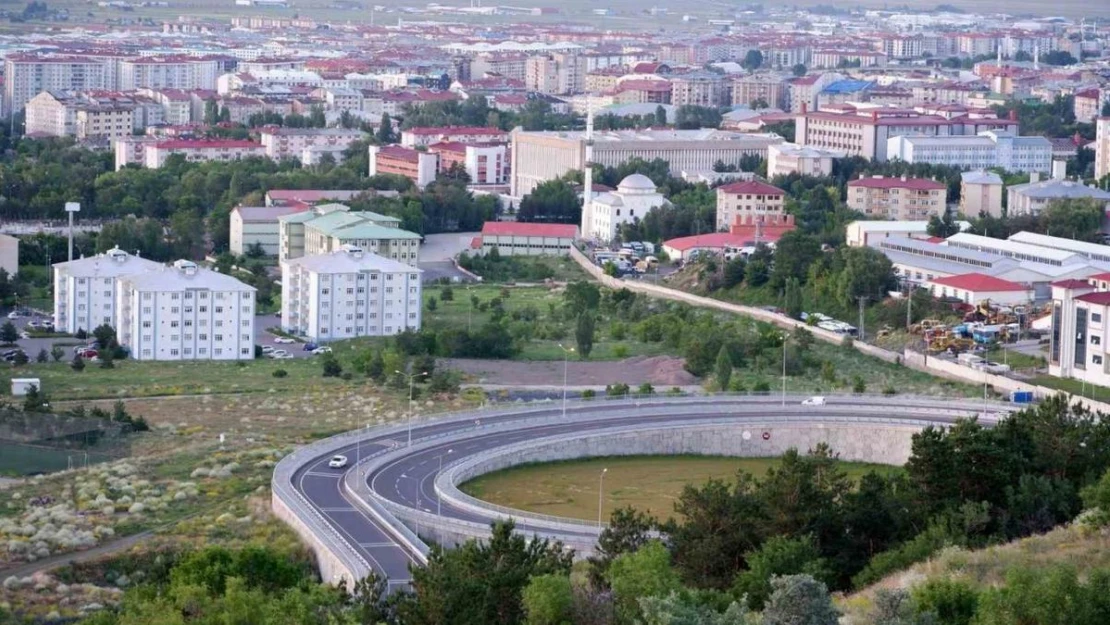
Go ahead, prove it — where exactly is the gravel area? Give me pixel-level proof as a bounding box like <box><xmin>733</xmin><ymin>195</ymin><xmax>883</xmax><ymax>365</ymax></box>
<box><xmin>443</xmin><ymin>355</ymin><xmax>697</xmax><ymax>387</ymax></box>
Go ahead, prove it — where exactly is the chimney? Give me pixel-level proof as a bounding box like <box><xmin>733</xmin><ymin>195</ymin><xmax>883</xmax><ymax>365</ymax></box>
<box><xmin>1009</xmin><ymin>109</ymin><xmax>1017</xmax><ymax>122</ymax></box>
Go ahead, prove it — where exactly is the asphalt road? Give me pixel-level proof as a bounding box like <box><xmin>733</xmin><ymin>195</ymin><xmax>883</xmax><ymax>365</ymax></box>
<box><xmin>284</xmin><ymin>395</ymin><xmax>1016</xmax><ymax>584</ymax></box>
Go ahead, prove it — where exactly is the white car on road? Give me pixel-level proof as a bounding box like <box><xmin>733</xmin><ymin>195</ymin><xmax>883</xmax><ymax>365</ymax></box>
<box><xmin>801</xmin><ymin>396</ymin><xmax>826</xmax><ymax>406</ymax></box>
<box><xmin>328</xmin><ymin>455</ymin><xmax>348</xmax><ymax>468</ymax></box>
<box><xmin>273</xmin><ymin>337</ymin><xmax>296</xmax><ymax>344</ymax></box>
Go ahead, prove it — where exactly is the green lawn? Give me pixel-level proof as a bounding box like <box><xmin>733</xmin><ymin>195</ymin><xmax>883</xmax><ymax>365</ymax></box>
<box><xmin>985</xmin><ymin>347</ymin><xmax>1045</xmax><ymax>371</ymax></box>
<box><xmin>461</xmin><ymin>455</ymin><xmax>902</xmax><ymax>522</ymax></box>
<box><xmin>1032</xmin><ymin>375</ymin><xmax>1110</xmax><ymax>403</ymax></box>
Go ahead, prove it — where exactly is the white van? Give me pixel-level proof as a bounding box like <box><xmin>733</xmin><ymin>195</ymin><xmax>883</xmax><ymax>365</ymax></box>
<box><xmin>801</xmin><ymin>396</ymin><xmax>826</xmax><ymax>406</ymax></box>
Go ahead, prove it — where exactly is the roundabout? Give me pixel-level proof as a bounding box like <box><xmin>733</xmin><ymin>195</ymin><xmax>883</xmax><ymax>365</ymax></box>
<box><xmin>272</xmin><ymin>394</ymin><xmax>1017</xmax><ymax>589</ymax></box>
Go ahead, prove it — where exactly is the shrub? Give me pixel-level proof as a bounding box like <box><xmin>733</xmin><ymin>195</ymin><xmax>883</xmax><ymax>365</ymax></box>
<box><xmin>581</xmin><ymin>389</ymin><xmax>596</xmax><ymax>399</ymax></box>
<box><xmin>637</xmin><ymin>383</ymin><xmax>654</xmax><ymax>395</ymax></box>
<box><xmin>272</xmin><ymin>369</ymin><xmax>288</xmax><ymax>378</ymax></box>
<box><xmin>852</xmin><ymin>375</ymin><xmax>866</xmax><ymax>393</ymax></box>
<box><xmin>321</xmin><ymin>353</ymin><xmax>342</xmax><ymax>378</ymax></box>
<box><xmin>606</xmin><ymin>383</ymin><xmax>630</xmax><ymax>397</ymax></box>
<box><xmin>613</xmin><ymin>344</ymin><xmax>629</xmax><ymax>358</ymax></box>
<box><xmin>752</xmin><ymin>380</ymin><xmax>771</xmax><ymax>393</ymax></box>
<box><xmin>71</xmin><ymin>354</ymin><xmax>85</xmax><ymax>372</ymax></box>
<box><xmin>427</xmin><ymin>296</ymin><xmax>438</xmax><ymax>312</ymax></box>
<box><xmin>440</xmin><ymin>285</ymin><xmax>454</xmax><ymax>301</ymax></box>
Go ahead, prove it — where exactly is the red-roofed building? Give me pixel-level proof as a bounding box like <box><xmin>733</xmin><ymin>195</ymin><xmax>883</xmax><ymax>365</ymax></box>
<box><xmin>426</xmin><ymin>141</ymin><xmax>508</xmax><ymax>185</ymax></box>
<box><xmin>401</xmin><ymin>126</ymin><xmax>509</xmax><ymax>148</ymax></box>
<box><xmin>1049</xmin><ymin>278</ymin><xmax>1110</xmax><ymax>386</ymax></box>
<box><xmin>664</xmin><ymin>214</ymin><xmax>795</xmax><ymax>261</ymax></box>
<box><xmin>925</xmin><ymin>273</ymin><xmax>1033</xmax><ymax>306</ymax></box>
<box><xmin>848</xmin><ymin>175</ymin><xmax>947</xmax><ymax>221</ymax></box>
<box><xmin>613</xmin><ymin>79</ymin><xmax>672</xmax><ymax>105</ymax></box>
<box><xmin>477</xmin><ymin>221</ymin><xmax>578</xmax><ymax>256</ymax></box>
<box><xmin>716</xmin><ymin>181</ymin><xmax>786</xmax><ymax>231</ymax></box>
<box><xmin>369</xmin><ymin>145</ymin><xmax>439</xmax><ymax>188</ymax></box>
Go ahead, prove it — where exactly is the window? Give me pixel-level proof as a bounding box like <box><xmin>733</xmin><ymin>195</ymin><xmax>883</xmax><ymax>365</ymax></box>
<box><xmin>1095</xmin><ymin>355</ymin><xmax>1104</xmax><ymax>365</ymax></box>
<box><xmin>184</xmin><ymin>320</ymin><xmax>193</xmax><ymax>327</ymax></box>
<box><xmin>1094</xmin><ymin>313</ymin><xmax>1103</xmax><ymax>324</ymax></box>
<box><xmin>170</xmin><ymin>349</ymin><xmax>179</xmax><ymax>356</ymax></box>
<box><xmin>215</xmin><ymin>306</ymin><xmax>223</xmax><ymax>314</ymax></box>
<box><xmin>170</xmin><ymin>321</ymin><xmax>179</xmax><ymax>328</ymax></box>
<box><xmin>1093</xmin><ymin>335</ymin><xmax>1102</xmax><ymax>346</ymax></box>
<box><xmin>142</xmin><ymin>321</ymin><xmax>151</xmax><ymax>328</ymax></box>
<box><xmin>199</xmin><ymin>333</ymin><xmax>208</xmax><ymax>341</ymax></box>
<box><xmin>171</xmin><ymin>293</ymin><xmax>180</xmax><ymax>300</ymax></box>
<box><xmin>199</xmin><ymin>306</ymin><xmax>207</xmax><ymax>313</ymax></box>
<box><xmin>171</xmin><ymin>307</ymin><xmax>179</xmax><ymax>314</ymax></box>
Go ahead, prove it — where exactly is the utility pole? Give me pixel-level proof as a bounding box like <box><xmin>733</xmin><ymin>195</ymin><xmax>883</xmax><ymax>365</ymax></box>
<box><xmin>65</xmin><ymin>202</ymin><xmax>80</xmax><ymax>262</ymax></box>
<box><xmin>857</xmin><ymin>296</ymin><xmax>868</xmax><ymax>342</ymax></box>
<box><xmin>905</xmin><ymin>284</ymin><xmax>913</xmax><ymax>332</ymax></box>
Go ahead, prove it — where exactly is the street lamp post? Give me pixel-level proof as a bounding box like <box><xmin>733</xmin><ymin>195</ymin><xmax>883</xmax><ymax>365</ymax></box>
<box><xmin>558</xmin><ymin>343</ymin><xmax>576</xmax><ymax>419</ymax></box>
<box><xmin>397</xmin><ymin>370</ymin><xmax>428</xmax><ymax>446</ymax></box>
<box><xmin>597</xmin><ymin>467</ymin><xmax>608</xmax><ymax>528</ymax></box>
<box><xmin>781</xmin><ymin>333</ymin><xmax>788</xmax><ymax>407</ymax></box>
<box><xmin>437</xmin><ymin>449</ymin><xmax>454</xmax><ymax>516</ymax></box>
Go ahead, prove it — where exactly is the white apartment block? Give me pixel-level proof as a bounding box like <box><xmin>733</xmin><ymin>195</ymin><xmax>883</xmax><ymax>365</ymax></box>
<box><xmin>259</xmin><ymin>127</ymin><xmax>365</xmax><ymax>163</ymax></box>
<box><xmin>401</xmin><ymin>126</ymin><xmax>509</xmax><ymax>148</ymax></box>
<box><xmin>1007</xmin><ymin>178</ymin><xmax>1110</xmax><ymax>217</ymax></box>
<box><xmin>1049</xmin><ymin>278</ymin><xmax>1110</xmax><ymax>388</ymax></box>
<box><xmin>75</xmin><ymin>105</ymin><xmax>133</xmax><ymax>141</ymax></box>
<box><xmin>142</xmin><ymin>139</ymin><xmax>268</xmax><ymax>169</ymax></box>
<box><xmin>25</xmin><ymin>92</ymin><xmax>75</xmax><ymax>137</ymax></box>
<box><xmin>887</xmin><ymin>131</ymin><xmax>1052</xmax><ymax>174</ymax></box>
<box><xmin>116</xmin><ymin>260</ymin><xmax>256</xmax><ymax>362</ymax></box>
<box><xmin>230</xmin><ymin>205</ymin><xmax>308</xmax><ymax>256</ymax></box>
<box><xmin>1097</xmin><ymin>117</ymin><xmax>1110</xmax><ymax>182</ymax></box>
<box><xmin>119</xmin><ymin>57</ymin><xmax>219</xmax><ymax>91</ymax></box>
<box><xmin>847</xmin><ymin>176</ymin><xmax>948</xmax><ymax>221</ymax></box>
<box><xmin>52</xmin><ymin>247</ymin><xmax>163</xmax><ymax>335</ymax></box>
<box><xmin>281</xmin><ymin>245</ymin><xmax>422</xmax><ymax>343</ymax></box>
<box><xmin>4</xmin><ymin>55</ymin><xmax>111</xmax><ymax>113</ymax></box>
<box><xmin>715</xmin><ymin>181</ymin><xmax>787</xmax><ymax>231</ymax></box>
<box><xmin>767</xmin><ymin>143</ymin><xmax>844</xmax><ymax>178</ymax></box>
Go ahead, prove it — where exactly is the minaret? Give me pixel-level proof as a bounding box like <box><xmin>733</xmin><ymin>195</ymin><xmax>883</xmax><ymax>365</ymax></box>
<box><xmin>1033</xmin><ymin>44</ymin><xmax>1040</xmax><ymax>71</ymax></box>
<box><xmin>996</xmin><ymin>44</ymin><xmax>1002</xmax><ymax>67</ymax></box>
<box><xmin>580</xmin><ymin>95</ymin><xmax>594</xmax><ymax>240</ymax></box>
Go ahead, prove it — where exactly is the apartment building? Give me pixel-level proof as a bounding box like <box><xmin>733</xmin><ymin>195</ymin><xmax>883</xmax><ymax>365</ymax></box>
<box><xmin>116</xmin><ymin>260</ymin><xmax>256</xmax><ymax>362</ymax></box>
<box><xmin>670</xmin><ymin>72</ymin><xmax>726</xmax><ymax>108</ymax></box>
<box><xmin>847</xmin><ymin>176</ymin><xmax>947</xmax><ymax>221</ymax></box>
<box><xmin>524</xmin><ymin>53</ymin><xmax>583</xmax><ymax>95</ymax></box>
<box><xmin>1049</xmin><ymin>278</ymin><xmax>1110</xmax><ymax>388</ymax></box>
<box><xmin>1074</xmin><ymin>89</ymin><xmax>1105</xmax><ymax>124</ymax></box>
<box><xmin>400</xmin><ymin>126</ymin><xmax>509</xmax><ymax>148</ymax></box>
<box><xmin>1007</xmin><ymin>178</ymin><xmax>1110</xmax><ymax>217</ymax></box>
<box><xmin>75</xmin><ymin>104</ymin><xmax>134</xmax><ymax>141</ymax></box>
<box><xmin>787</xmin><ymin>72</ymin><xmax>843</xmax><ymax>113</ymax></box>
<box><xmin>887</xmin><ymin>131</ymin><xmax>1052</xmax><ymax>173</ymax></box>
<box><xmin>25</xmin><ymin>92</ymin><xmax>77</xmax><ymax>137</ymax></box>
<box><xmin>259</xmin><ymin>127</ymin><xmax>365</xmax><ymax>163</ymax></box>
<box><xmin>140</xmin><ymin>139</ymin><xmax>268</xmax><ymax>169</ymax></box>
<box><xmin>137</xmin><ymin>88</ymin><xmax>193</xmax><ymax>124</ymax></box>
<box><xmin>511</xmin><ymin>128</ymin><xmax>783</xmax><ymax>197</ymax></box>
<box><xmin>0</xmin><ymin>235</ymin><xmax>17</xmax><ymax>276</ymax></box>
<box><xmin>731</xmin><ymin>73</ymin><xmax>789</xmax><ymax>109</ymax></box>
<box><xmin>4</xmin><ymin>54</ymin><xmax>111</xmax><ymax>113</ymax></box>
<box><xmin>368</xmin><ymin>145</ymin><xmax>439</xmax><ymax>188</ymax></box>
<box><xmin>1097</xmin><ymin>117</ymin><xmax>1110</xmax><ymax>181</ymax></box>
<box><xmin>119</xmin><ymin>56</ymin><xmax>219</xmax><ymax>91</ymax></box>
<box><xmin>230</xmin><ymin>204</ymin><xmax>311</xmax><ymax>256</ymax></box>
<box><xmin>281</xmin><ymin>245</ymin><xmax>421</xmax><ymax>342</ymax></box>
<box><xmin>426</xmin><ymin>142</ymin><xmax>507</xmax><ymax>185</ymax></box>
<box><xmin>715</xmin><ymin>181</ymin><xmax>787</xmax><ymax>231</ymax></box>
<box><xmin>767</xmin><ymin>143</ymin><xmax>843</xmax><ymax>177</ymax></box>
<box><xmin>796</xmin><ymin>106</ymin><xmax>1019</xmax><ymax>161</ymax></box>
<box><xmin>960</xmin><ymin>171</ymin><xmax>1004</xmax><ymax>218</ymax></box>
<box><xmin>52</xmin><ymin>247</ymin><xmax>163</xmax><ymax>335</ymax></box>
<box><xmin>278</xmin><ymin>204</ymin><xmax>420</xmax><ymax>266</ymax></box>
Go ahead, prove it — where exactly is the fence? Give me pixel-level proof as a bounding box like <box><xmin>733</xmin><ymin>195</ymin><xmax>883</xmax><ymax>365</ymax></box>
<box><xmin>0</xmin><ymin>408</ymin><xmax>132</xmax><ymax>475</ymax></box>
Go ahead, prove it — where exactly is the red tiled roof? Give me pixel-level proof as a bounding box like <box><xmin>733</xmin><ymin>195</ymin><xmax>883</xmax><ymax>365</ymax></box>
<box><xmin>406</xmin><ymin>126</ymin><xmax>506</xmax><ymax>136</ymax></box>
<box><xmin>1052</xmin><ymin>279</ymin><xmax>1094</xmax><ymax>289</ymax></box>
<box><xmin>849</xmin><ymin>177</ymin><xmax>946</xmax><ymax>191</ymax></box>
<box><xmin>718</xmin><ymin>181</ymin><xmax>785</xmax><ymax>196</ymax></box>
<box><xmin>1087</xmin><ymin>273</ymin><xmax>1110</xmax><ymax>282</ymax></box>
<box><xmin>663</xmin><ymin>229</ymin><xmax>789</xmax><ymax>251</ymax></box>
<box><xmin>1077</xmin><ymin>292</ymin><xmax>1110</xmax><ymax>305</ymax></box>
<box><xmin>928</xmin><ymin>273</ymin><xmax>1026</xmax><ymax>292</ymax></box>
<box><xmin>377</xmin><ymin>146</ymin><xmax>421</xmax><ymax>162</ymax></box>
<box><xmin>481</xmin><ymin>222</ymin><xmax>577</xmax><ymax>238</ymax></box>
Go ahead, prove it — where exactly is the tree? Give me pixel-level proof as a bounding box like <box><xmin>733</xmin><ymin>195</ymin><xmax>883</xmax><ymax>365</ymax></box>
<box><xmin>1040</xmin><ymin>197</ymin><xmax>1104</xmax><ymax>242</ymax></box>
<box><xmin>750</xmin><ymin>97</ymin><xmax>770</xmax><ymax>109</ymax></box>
<box><xmin>522</xmin><ymin>574</ymin><xmax>573</xmax><ymax>625</ymax></box>
<box><xmin>376</xmin><ymin>113</ymin><xmax>395</xmax><ymax>143</ymax></box>
<box><xmin>640</xmin><ymin>593</ymin><xmax>754</xmax><ymax>625</ymax></box>
<box><xmin>50</xmin><ymin>345</ymin><xmax>64</xmax><ymax>362</ymax></box>
<box><xmin>565</xmin><ymin>281</ymin><xmax>601</xmax><ymax>316</ymax></box>
<box><xmin>71</xmin><ymin>353</ymin><xmax>85</xmax><ymax>371</ymax></box>
<box><xmin>655</xmin><ymin>104</ymin><xmax>668</xmax><ymax>126</ymax></box>
<box><xmin>590</xmin><ymin>506</ymin><xmax>656</xmax><ymax>586</ymax></box>
<box><xmin>320</xmin><ymin>353</ymin><xmax>342</xmax><ymax>377</ymax></box>
<box><xmin>761</xmin><ymin>575</ymin><xmax>839</xmax><ymax>625</ymax></box>
<box><xmin>771</xmin><ymin>231</ymin><xmax>821</xmax><ymax>289</ymax></box>
<box><xmin>715</xmin><ymin>346</ymin><xmax>733</xmax><ymax>391</ymax></box>
<box><xmin>835</xmin><ymin>246</ymin><xmax>896</xmax><ymax>309</ymax></box>
<box><xmin>92</xmin><ymin>323</ymin><xmax>117</xmax><ymax>350</ymax></box>
<box><xmin>783</xmin><ymin>277</ymin><xmax>803</xmax><ymax>320</ymax></box>
<box><xmin>927</xmin><ymin>212</ymin><xmax>960</xmax><ymax>238</ymax></box>
<box><xmin>792</xmin><ymin>64</ymin><xmax>807</xmax><ymax>77</ymax></box>
<box><xmin>733</xmin><ymin>535</ymin><xmax>832</xmax><ymax>610</ymax></box>
<box><xmin>911</xmin><ymin>578</ymin><xmax>979</xmax><ymax>625</ymax></box>
<box><xmin>35</xmin><ymin>348</ymin><xmax>48</xmax><ymax>363</ymax></box>
<box><xmin>722</xmin><ymin>257</ymin><xmax>746</xmax><ymax>289</ymax></box>
<box><xmin>742</xmin><ymin>49</ymin><xmax>764</xmax><ymax>71</ymax></box>
<box><xmin>606</xmin><ymin>541</ymin><xmax>683</xmax><ymax>623</ymax></box>
<box><xmin>0</xmin><ymin>321</ymin><xmax>17</xmax><ymax>344</ymax></box>
<box><xmin>98</xmin><ymin>348</ymin><xmax>114</xmax><ymax>369</ymax></box>
<box><xmin>574</xmin><ymin>312</ymin><xmax>596</xmax><ymax>360</ymax></box>
<box><xmin>22</xmin><ymin>385</ymin><xmax>48</xmax><ymax>412</ymax></box>
<box><xmin>518</xmin><ymin>178</ymin><xmax>580</xmax><ymax>224</ymax></box>
<box><xmin>1041</xmin><ymin>50</ymin><xmax>1078</xmax><ymax>65</ymax></box>
<box><xmin>1081</xmin><ymin>467</ymin><xmax>1110</xmax><ymax>526</ymax></box>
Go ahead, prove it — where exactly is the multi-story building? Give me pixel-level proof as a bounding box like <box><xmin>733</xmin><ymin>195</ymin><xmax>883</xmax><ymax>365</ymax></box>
<box><xmin>426</xmin><ymin>142</ymin><xmax>508</xmax><ymax>185</ymax></box>
<box><xmin>767</xmin><ymin>143</ymin><xmax>843</xmax><ymax>177</ymax></box>
<box><xmin>1048</xmin><ymin>278</ymin><xmax>1110</xmax><ymax>387</ymax></box>
<box><xmin>1074</xmin><ymin>89</ymin><xmax>1105</xmax><ymax>124</ymax></box>
<box><xmin>230</xmin><ymin>204</ymin><xmax>311</xmax><ymax>256</ymax></box>
<box><xmin>0</xmin><ymin>234</ymin><xmax>17</xmax><ymax>277</ymax></box>
<box><xmin>400</xmin><ymin>126</ymin><xmax>509</xmax><ymax>148</ymax></box>
<box><xmin>787</xmin><ymin>72</ymin><xmax>843</xmax><ymax>113</ymax></box>
<box><xmin>847</xmin><ymin>176</ymin><xmax>947</xmax><ymax>221</ymax></box>
<box><xmin>670</xmin><ymin>72</ymin><xmax>725</xmax><ymax>108</ymax></box>
<box><xmin>52</xmin><ymin>247</ymin><xmax>163</xmax><ymax>335</ymax></box>
<box><xmin>715</xmin><ymin>181</ymin><xmax>786</xmax><ymax>231</ymax></box>
<box><xmin>796</xmin><ymin>106</ymin><xmax>1019</xmax><ymax>161</ymax></box>
<box><xmin>258</xmin><ymin>127</ymin><xmax>365</xmax><ymax>163</ymax></box>
<box><xmin>524</xmin><ymin>53</ymin><xmax>583</xmax><ymax>95</ymax></box>
<box><xmin>1097</xmin><ymin>117</ymin><xmax>1110</xmax><ymax>182</ymax></box>
<box><xmin>583</xmin><ymin>174</ymin><xmax>668</xmax><ymax>243</ymax></box>
<box><xmin>119</xmin><ymin>56</ymin><xmax>220</xmax><ymax>91</ymax></box>
<box><xmin>4</xmin><ymin>54</ymin><xmax>111</xmax><ymax>114</ymax></box>
<box><xmin>139</xmin><ymin>139</ymin><xmax>267</xmax><ymax>169</ymax></box>
<box><xmin>511</xmin><ymin>128</ymin><xmax>783</xmax><ymax>197</ymax></box>
<box><xmin>281</xmin><ymin>245</ymin><xmax>422</xmax><ymax>342</ymax></box>
<box><xmin>887</xmin><ymin>131</ymin><xmax>1052</xmax><ymax>173</ymax></box>
<box><xmin>137</xmin><ymin>88</ymin><xmax>193</xmax><ymax>124</ymax></box>
<box><xmin>368</xmin><ymin>145</ymin><xmax>439</xmax><ymax>188</ymax></box>
<box><xmin>960</xmin><ymin>171</ymin><xmax>1004</xmax><ymax>218</ymax></box>
<box><xmin>74</xmin><ymin>103</ymin><xmax>134</xmax><ymax>141</ymax></box>
<box><xmin>1007</xmin><ymin>178</ymin><xmax>1110</xmax><ymax>217</ymax></box>
<box><xmin>811</xmin><ymin>50</ymin><xmax>886</xmax><ymax>69</ymax></box>
<box><xmin>278</xmin><ymin>204</ymin><xmax>420</xmax><ymax>266</ymax></box>
<box><xmin>26</xmin><ymin>91</ymin><xmax>161</xmax><ymax>139</ymax></box>
<box><xmin>25</xmin><ymin>91</ymin><xmax>77</xmax><ymax>137</ymax></box>
<box><xmin>613</xmin><ymin>79</ymin><xmax>672</xmax><ymax>105</ymax></box>
<box><xmin>115</xmin><ymin>259</ymin><xmax>256</xmax><ymax>362</ymax></box>
<box><xmin>731</xmin><ymin>73</ymin><xmax>789</xmax><ymax>109</ymax></box>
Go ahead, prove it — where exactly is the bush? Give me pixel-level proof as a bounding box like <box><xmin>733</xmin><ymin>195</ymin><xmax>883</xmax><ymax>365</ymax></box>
<box><xmin>71</xmin><ymin>354</ymin><xmax>86</xmax><ymax>371</ymax></box>
<box><xmin>606</xmin><ymin>383</ymin><xmax>630</xmax><ymax>397</ymax></box>
<box><xmin>852</xmin><ymin>375</ymin><xmax>866</xmax><ymax>394</ymax></box>
<box><xmin>613</xmin><ymin>344</ymin><xmax>629</xmax><ymax>358</ymax></box>
<box><xmin>427</xmin><ymin>296</ymin><xmax>438</xmax><ymax>312</ymax></box>
<box><xmin>637</xmin><ymin>383</ymin><xmax>654</xmax><ymax>395</ymax></box>
<box><xmin>752</xmin><ymin>380</ymin><xmax>771</xmax><ymax>393</ymax></box>
<box><xmin>321</xmin><ymin>353</ymin><xmax>342</xmax><ymax>378</ymax></box>
<box><xmin>581</xmin><ymin>389</ymin><xmax>596</xmax><ymax>399</ymax></box>
<box><xmin>272</xmin><ymin>369</ymin><xmax>288</xmax><ymax>378</ymax></box>
<box><xmin>440</xmin><ymin>285</ymin><xmax>454</xmax><ymax>301</ymax></box>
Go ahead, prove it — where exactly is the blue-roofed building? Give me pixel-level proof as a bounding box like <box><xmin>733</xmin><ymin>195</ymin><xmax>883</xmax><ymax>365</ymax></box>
<box><xmin>819</xmin><ymin>80</ymin><xmax>875</xmax><ymax>107</ymax></box>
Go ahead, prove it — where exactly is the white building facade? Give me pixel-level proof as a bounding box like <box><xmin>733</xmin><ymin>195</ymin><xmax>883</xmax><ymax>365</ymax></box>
<box><xmin>52</xmin><ymin>248</ymin><xmax>163</xmax><ymax>335</ymax></box>
<box><xmin>281</xmin><ymin>246</ymin><xmax>422</xmax><ymax>343</ymax></box>
<box><xmin>887</xmin><ymin>131</ymin><xmax>1052</xmax><ymax>174</ymax></box>
<box><xmin>582</xmin><ymin>174</ymin><xmax>668</xmax><ymax>243</ymax></box>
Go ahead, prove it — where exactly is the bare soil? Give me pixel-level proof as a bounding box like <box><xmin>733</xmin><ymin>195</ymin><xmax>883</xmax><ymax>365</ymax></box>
<box><xmin>443</xmin><ymin>355</ymin><xmax>698</xmax><ymax>387</ymax></box>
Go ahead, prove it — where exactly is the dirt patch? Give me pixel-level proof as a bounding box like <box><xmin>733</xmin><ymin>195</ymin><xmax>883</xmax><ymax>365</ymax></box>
<box><xmin>442</xmin><ymin>355</ymin><xmax>697</xmax><ymax>387</ymax></box>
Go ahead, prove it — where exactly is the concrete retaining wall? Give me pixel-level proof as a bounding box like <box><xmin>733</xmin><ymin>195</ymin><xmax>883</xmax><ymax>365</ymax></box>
<box><xmin>271</xmin><ymin>492</ymin><xmax>357</xmax><ymax>586</ymax></box>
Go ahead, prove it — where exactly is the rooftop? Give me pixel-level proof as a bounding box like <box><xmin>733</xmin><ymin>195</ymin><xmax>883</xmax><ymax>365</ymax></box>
<box><xmin>481</xmin><ymin>222</ymin><xmax>578</xmax><ymax>238</ymax></box>
<box><xmin>124</xmin><ymin>261</ymin><xmax>256</xmax><ymax>292</ymax></box>
<box><xmin>961</xmin><ymin>170</ymin><xmax>1003</xmax><ymax>185</ymax></box>
<box><xmin>1008</xmin><ymin>179</ymin><xmax>1110</xmax><ymax>200</ymax></box>
<box><xmin>928</xmin><ymin>273</ymin><xmax>1028</xmax><ymax>292</ymax></box>
<box><xmin>284</xmin><ymin>247</ymin><xmax>421</xmax><ymax>274</ymax></box>
<box><xmin>849</xmin><ymin>176</ymin><xmax>946</xmax><ymax>191</ymax></box>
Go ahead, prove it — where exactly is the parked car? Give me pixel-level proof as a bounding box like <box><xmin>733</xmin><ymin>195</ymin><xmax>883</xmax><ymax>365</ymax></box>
<box><xmin>76</xmin><ymin>349</ymin><xmax>98</xmax><ymax>359</ymax></box>
<box><xmin>273</xmin><ymin>336</ymin><xmax>296</xmax><ymax>344</ymax></box>
<box><xmin>269</xmin><ymin>349</ymin><xmax>289</xmax><ymax>358</ymax></box>
<box><xmin>328</xmin><ymin>455</ymin><xmax>348</xmax><ymax>468</ymax></box>
<box><xmin>6</xmin><ymin>311</ymin><xmax>23</xmax><ymax>319</ymax></box>
<box><xmin>261</xmin><ymin>345</ymin><xmax>275</xmax><ymax>355</ymax></box>
<box><xmin>801</xmin><ymin>396</ymin><xmax>826</xmax><ymax>406</ymax></box>
<box><xmin>303</xmin><ymin>343</ymin><xmax>318</xmax><ymax>351</ymax></box>
<box><xmin>311</xmin><ymin>346</ymin><xmax>332</xmax><ymax>355</ymax></box>
<box><xmin>274</xmin><ymin>353</ymin><xmax>294</xmax><ymax>360</ymax></box>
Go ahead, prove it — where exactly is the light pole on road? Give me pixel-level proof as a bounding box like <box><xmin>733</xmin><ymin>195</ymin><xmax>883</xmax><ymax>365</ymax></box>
<box><xmin>597</xmin><ymin>467</ymin><xmax>608</xmax><ymax>528</ymax></box>
<box><xmin>437</xmin><ymin>448</ymin><xmax>454</xmax><ymax>516</ymax></box>
<box><xmin>397</xmin><ymin>370</ymin><xmax>428</xmax><ymax>446</ymax></box>
<box><xmin>558</xmin><ymin>343</ymin><xmax>575</xmax><ymax>419</ymax></box>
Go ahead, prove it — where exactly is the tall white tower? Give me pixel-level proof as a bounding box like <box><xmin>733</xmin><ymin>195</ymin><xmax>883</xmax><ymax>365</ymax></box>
<box><xmin>580</xmin><ymin>95</ymin><xmax>595</xmax><ymax>240</ymax></box>
<box><xmin>1095</xmin><ymin>116</ymin><xmax>1110</xmax><ymax>182</ymax></box>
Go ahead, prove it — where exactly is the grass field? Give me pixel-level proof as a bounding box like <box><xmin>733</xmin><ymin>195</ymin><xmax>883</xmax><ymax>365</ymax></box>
<box><xmin>460</xmin><ymin>454</ymin><xmax>901</xmax><ymax>522</ymax></box>
<box><xmin>1032</xmin><ymin>375</ymin><xmax>1110</xmax><ymax>403</ymax></box>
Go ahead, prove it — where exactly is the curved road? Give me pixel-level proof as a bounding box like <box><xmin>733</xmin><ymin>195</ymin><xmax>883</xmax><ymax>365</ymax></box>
<box><xmin>283</xmin><ymin>395</ymin><xmax>1013</xmax><ymax>585</ymax></box>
